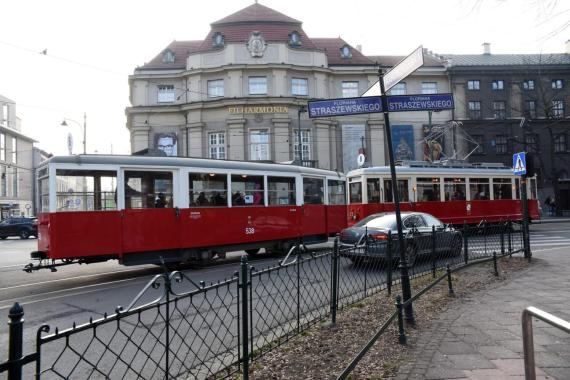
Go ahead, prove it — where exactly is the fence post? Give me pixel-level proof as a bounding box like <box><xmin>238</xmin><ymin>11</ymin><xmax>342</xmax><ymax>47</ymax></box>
<box><xmin>239</xmin><ymin>256</ymin><xmax>250</xmax><ymax>380</ymax></box>
<box><xmin>484</xmin><ymin>223</ymin><xmax>488</xmax><ymax>256</ymax></box>
<box><xmin>463</xmin><ymin>221</ymin><xmax>469</xmax><ymax>264</ymax></box>
<box><xmin>500</xmin><ymin>222</ymin><xmax>505</xmax><ymax>256</ymax></box>
<box><xmin>446</xmin><ymin>265</ymin><xmax>454</xmax><ymax>296</ymax></box>
<box><xmin>331</xmin><ymin>234</ymin><xmax>340</xmax><ymax>324</ymax></box>
<box><xmin>387</xmin><ymin>231</ymin><xmax>393</xmax><ymax>296</ymax></box>
<box><xmin>431</xmin><ymin>225</ymin><xmax>437</xmax><ymax>278</ymax></box>
<box><xmin>165</xmin><ymin>275</ymin><xmax>171</xmax><ymax>380</ymax></box>
<box><xmin>493</xmin><ymin>251</ymin><xmax>499</xmax><ymax>276</ymax></box>
<box><xmin>296</xmin><ymin>244</ymin><xmax>301</xmax><ymax>333</ymax></box>
<box><xmin>395</xmin><ymin>295</ymin><xmax>406</xmax><ymax>344</ymax></box>
<box><xmin>8</xmin><ymin>302</ymin><xmax>24</xmax><ymax>380</ymax></box>
<box><xmin>508</xmin><ymin>220</ymin><xmax>512</xmax><ymax>256</ymax></box>
<box><xmin>364</xmin><ymin>226</ymin><xmax>368</xmax><ymax>297</ymax></box>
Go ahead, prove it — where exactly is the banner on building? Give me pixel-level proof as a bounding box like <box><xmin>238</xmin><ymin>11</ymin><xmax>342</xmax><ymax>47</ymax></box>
<box><xmin>391</xmin><ymin>125</ymin><xmax>415</xmax><ymax>161</ymax></box>
<box><xmin>422</xmin><ymin>124</ymin><xmax>445</xmax><ymax>162</ymax></box>
<box><xmin>342</xmin><ymin>124</ymin><xmax>365</xmax><ymax>172</ymax></box>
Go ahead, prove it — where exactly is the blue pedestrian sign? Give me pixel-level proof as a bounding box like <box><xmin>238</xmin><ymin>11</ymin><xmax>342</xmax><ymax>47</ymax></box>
<box><xmin>387</xmin><ymin>93</ymin><xmax>454</xmax><ymax>112</ymax></box>
<box><xmin>513</xmin><ymin>152</ymin><xmax>527</xmax><ymax>175</ymax></box>
<box><xmin>308</xmin><ymin>96</ymin><xmax>382</xmax><ymax>118</ymax></box>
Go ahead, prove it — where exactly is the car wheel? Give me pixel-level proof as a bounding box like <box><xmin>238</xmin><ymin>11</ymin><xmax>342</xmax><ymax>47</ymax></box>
<box><xmin>19</xmin><ymin>230</ymin><xmax>30</xmax><ymax>239</ymax></box>
<box><xmin>404</xmin><ymin>243</ymin><xmax>417</xmax><ymax>267</ymax></box>
<box><xmin>245</xmin><ymin>248</ymin><xmax>261</xmax><ymax>256</ymax></box>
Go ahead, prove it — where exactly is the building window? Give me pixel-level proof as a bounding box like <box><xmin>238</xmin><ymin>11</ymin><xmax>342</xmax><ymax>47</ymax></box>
<box><xmin>250</xmin><ymin>130</ymin><xmax>269</xmax><ymax>160</ymax></box>
<box><xmin>472</xmin><ymin>135</ymin><xmax>484</xmax><ymax>154</ymax></box>
<box><xmin>495</xmin><ymin>135</ymin><xmax>508</xmax><ymax>154</ymax></box>
<box><xmin>292</xmin><ymin>78</ymin><xmax>308</xmax><ymax>96</ymax></box>
<box><xmin>523</xmin><ymin>80</ymin><xmax>535</xmax><ymax>90</ymax></box>
<box><xmin>212</xmin><ymin>32</ymin><xmax>225</xmax><ymax>48</ymax></box>
<box><xmin>162</xmin><ymin>49</ymin><xmax>175</xmax><ymax>63</ymax></box>
<box><xmin>467</xmin><ymin>80</ymin><xmax>480</xmax><ymax>90</ymax></box>
<box><xmin>552</xmin><ymin>79</ymin><xmax>563</xmax><ymax>89</ymax></box>
<box><xmin>249</xmin><ymin>77</ymin><xmax>267</xmax><ymax>95</ymax></box>
<box><xmin>342</xmin><ymin>81</ymin><xmax>358</xmax><ymax>98</ymax></box>
<box><xmin>340</xmin><ymin>45</ymin><xmax>352</xmax><ymax>59</ymax></box>
<box><xmin>1</xmin><ymin>104</ymin><xmax>8</xmax><ymax>126</ymax></box>
<box><xmin>468</xmin><ymin>101</ymin><xmax>481</xmax><ymax>119</ymax></box>
<box><xmin>0</xmin><ymin>166</ymin><xmax>6</xmax><ymax>196</ymax></box>
<box><xmin>492</xmin><ymin>80</ymin><xmax>504</xmax><ymax>90</ymax></box>
<box><xmin>157</xmin><ymin>85</ymin><xmax>175</xmax><ymax>103</ymax></box>
<box><xmin>11</xmin><ymin>167</ymin><xmax>17</xmax><ymax>198</ymax></box>
<box><xmin>554</xmin><ymin>134</ymin><xmax>567</xmax><ymax>153</ymax></box>
<box><xmin>207</xmin><ymin>79</ymin><xmax>224</xmax><ymax>98</ymax></box>
<box><xmin>421</xmin><ymin>82</ymin><xmax>438</xmax><ymax>94</ymax></box>
<box><xmin>390</xmin><ymin>82</ymin><xmax>407</xmax><ymax>95</ymax></box>
<box><xmin>209</xmin><ymin>132</ymin><xmax>226</xmax><ymax>159</ymax></box>
<box><xmin>288</xmin><ymin>31</ymin><xmax>301</xmax><ymax>47</ymax></box>
<box><xmin>525</xmin><ymin>134</ymin><xmax>539</xmax><ymax>153</ymax></box>
<box><xmin>294</xmin><ymin>130</ymin><xmax>311</xmax><ymax>160</ymax></box>
<box><xmin>525</xmin><ymin>100</ymin><xmax>537</xmax><ymax>119</ymax></box>
<box><xmin>0</xmin><ymin>133</ymin><xmax>5</xmax><ymax>161</ymax></box>
<box><xmin>11</xmin><ymin>137</ymin><xmax>16</xmax><ymax>164</ymax></box>
<box><xmin>552</xmin><ymin>100</ymin><xmax>564</xmax><ymax>119</ymax></box>
<box><xmin>493</xmin><ymin>101</ymin><xmax>506</xmax><ymax>119</ymax></box>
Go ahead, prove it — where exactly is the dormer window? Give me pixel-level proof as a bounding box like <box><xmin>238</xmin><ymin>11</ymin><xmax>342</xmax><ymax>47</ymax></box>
<box><xmin>213</xmin><ymin>32</ymin><xmax>225</xmax><ymax>48</ymax></box>
<box><xmin>288</xmin><ymin>31</ymin><xmax>301</xmax><ymax>47</ymax></box>
<box><xmin>340</xmin><ymin>45</ymin><xmax>352</xmax><ymax>59</ymax></box>
<box><xmin>162</xmin><ymin>49</ymin><xmax>175</xmax><ymax>64</ymax></box>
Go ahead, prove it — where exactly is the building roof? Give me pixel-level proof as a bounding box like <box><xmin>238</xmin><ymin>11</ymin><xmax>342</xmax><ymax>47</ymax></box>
<box><xmin>211</xmin><ymin>3</ymin><xmax>301</xmax><ymax>25</ymax></box>
<box><xmin>444</xmin><ymin>53</ymin><xmax>570</xmax><ymax>67</ymax></box>
<box><xmin>0</xmin><ymin>125</ymin><xmax>37</xmax><ymax>143</ymax></box>
<box><xmin>139</xmin><ymin>40</ymin><xmax>203</xmax><ymax>70</ymax></box>
<box><xmin>367</xmin><ymin>53</ymin><xmax>445</xmax><ymax>68</ymax></box>
<box><xmin>312</xmin><ymin>38</ymin><xmax>375</xmax><ymax>66</ymax></box>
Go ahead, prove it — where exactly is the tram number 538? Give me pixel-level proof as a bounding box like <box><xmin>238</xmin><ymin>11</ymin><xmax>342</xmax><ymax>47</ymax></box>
<box><xmin>245</xmin><ymin>227</ymin><xmax>255</xmax><ymax>235</ymax></box>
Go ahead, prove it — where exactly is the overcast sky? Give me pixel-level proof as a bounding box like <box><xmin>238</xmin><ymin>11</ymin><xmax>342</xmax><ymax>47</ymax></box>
<box><xmin>1</xmin><ymin>0</ymin><xmax>568</xmax><ymax>156</ymax></box>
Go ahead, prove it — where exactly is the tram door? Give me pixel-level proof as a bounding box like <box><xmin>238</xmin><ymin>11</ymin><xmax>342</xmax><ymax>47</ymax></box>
<box><xmin>300</xmin><ymin>177</ymin><xmax>327</xmax><ymax>237</ymax></box>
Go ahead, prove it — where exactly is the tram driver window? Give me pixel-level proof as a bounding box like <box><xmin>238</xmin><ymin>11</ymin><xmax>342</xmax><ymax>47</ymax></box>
<box><xmin>231</xmin><ymin>175</ymin><xmax>264</xmax><ymax>206</ymax></box>
<box><xmin>383</xmin><ymin>179</ymin><xmax>409</xmax><ymax>202</ymax></box>
<box><xmin>189</xmin><ymin>173</ymin><xmax>227</xmax><ymax>207</ymax></box>
<box><xmin>268</xmin><ymin>177</ymin><xmax>295</xmax><ymax>206</ymax></box>
<box><xmin>493</xmin><ymin>178</ymin><xmax>513</xmax><ymax>200</ymax></box>
<box><xmin>303</xmin><ymin>178</ymin><xmax>324</xmax><ymax>204</ymax></box>
<box><xmin>124</xmin><ymin>171</ymin><xmax>173</xmax><ymax>209</ymax></box>
<box><xmin>416</xmin><ymin>177</ymin><xmax>441</xmax><ymax>202</ymax></box>
<box><xmin>55</xmin><ymin>169</ymin><xmax>117</xmax><ymax>212</ymax></box>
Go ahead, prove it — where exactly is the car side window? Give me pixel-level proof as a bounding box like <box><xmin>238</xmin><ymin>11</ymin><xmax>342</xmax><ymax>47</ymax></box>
<box><xmin>403</xmin><ymin>216</ymin><xmax>417</xmax><ymax>228</ymax></box>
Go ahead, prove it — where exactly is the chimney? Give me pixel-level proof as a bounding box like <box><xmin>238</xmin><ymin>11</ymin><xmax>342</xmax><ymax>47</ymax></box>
<box><xmin>482</xmin><ymin>42</ymin><xmax>491</xmax><ymax>55</ymax></box>
<box><xmin>566</xmin><ymin>40</ymin><xmax>570</xmax><ymax>54</ymax></box>
<box><xmin>356</xmin><ymin>44</ymin><xmax>362</xmax><ymax>53</ymax></box>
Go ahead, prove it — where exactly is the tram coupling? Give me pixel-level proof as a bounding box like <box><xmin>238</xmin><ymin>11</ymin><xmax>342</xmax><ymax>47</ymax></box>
<box><xmin>23</xmin><ymin>251</ymin><xmax>76</xmax><ymax>273</ymax></box>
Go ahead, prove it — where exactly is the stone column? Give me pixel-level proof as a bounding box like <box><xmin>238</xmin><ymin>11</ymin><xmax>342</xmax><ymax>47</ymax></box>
<box><xmin>227</xmin><ymin>118</ymin><xmax>246</xmax><ymax>160</ymax></box>
<box><xmin>272</xmin><ymin>117</ymin><xmax>291</xmax><ymax>163</ymax></box>
<box><xmin>186</xmin><ymin>122</ymin><xmax>204</xmax><ymax>158</ymax></box>
<box><xmin>368</xmin><ymin>119</ymin><xmax>385</xmax><ymax>166</ymax></box>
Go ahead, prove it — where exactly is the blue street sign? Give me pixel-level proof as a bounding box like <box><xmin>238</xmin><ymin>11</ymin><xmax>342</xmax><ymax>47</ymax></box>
<box><xmin>513</xmin><ymin>152</ymin><xmax>527</xmax><ymax>176</ymax></box>
<box><xmin>308</xmin><ymin>96</ymin><xmax>382</xmax><ymax>118</ymax></box>
<box><xmin>387</xmin><ymin>93</ymin><xmax>454</xmax><ymax>112</ymax></box>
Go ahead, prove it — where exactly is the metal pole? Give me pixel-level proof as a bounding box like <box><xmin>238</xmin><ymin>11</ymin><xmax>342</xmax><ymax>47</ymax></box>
<box><xmin>521</xmin><ymin>176</ymin><xmax>531</xmax><ymax>260</ymax></box>
<box><xmin>297</xmin><ymin>105</ymin><xmax>306</xmax><ymax>164</ymax></box>
<box><xmin>446</xmin><ymin>265</ymin><xmax>454</xmax><ymax>295</ymax></box>
<box><xmin>8</xmin><ymin>303</ymin><xmax>24</xmax><ymax>380</ymax></box>
<box><xmin>379</xmin><ymin>68</ymin><xmax>414</xmax><ymax>324</ymax></box>
<box><xmin>395</xmin><ymin>295</ymin><xmax>406</xmax><ymax>344</ymax></box>
<box><xmin>239</xmin><ymin>256</ymin><xmax>249</xmax><ymax>380</ymax></box>
<box><xmin>331</xmin><ymin>235</ymin><xmax>340</xmax><ymax>324</ymax></box>
<box><xmin>522</xmin><ymin>310</ymin><xmax>536</xmax><ymax>380</ymax></box>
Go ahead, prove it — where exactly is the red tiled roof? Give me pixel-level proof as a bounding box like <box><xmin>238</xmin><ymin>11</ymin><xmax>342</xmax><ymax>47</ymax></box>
<box><xmin>211</xmin><ymin>3</ymin><xmax>301</xmax><ymax>25</ymax></box>
<box><xmin>312</xmin><ymin>38</ymin><xmax>375</xmax><ymax>66</ymax></box>
<box><xmin>199</xmin><ymin>23</ymin><xmax>317</xmax><ymax>51</ymax></box>
<box><xmin>140</xmin><ymin>40</ymin><xmax>202</xmax><ymax>69</ymax></box>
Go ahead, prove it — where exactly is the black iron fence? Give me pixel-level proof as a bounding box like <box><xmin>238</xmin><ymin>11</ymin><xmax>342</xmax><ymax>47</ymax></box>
<box><xmin>1</xmin><ymin>221</ymin><xmax>524</xmax><ymax>379</ymax></box>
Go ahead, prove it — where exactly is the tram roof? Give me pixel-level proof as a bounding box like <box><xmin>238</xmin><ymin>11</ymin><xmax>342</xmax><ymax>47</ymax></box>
<box><xmin>347</xmin><ymin>165</ymin><xmax>516</xmax><ymax>177</ymax></box>
<box><xmin>43</xmin><ymin>154</ymin><xmax>344</xmax><ymax>178</ymax></box>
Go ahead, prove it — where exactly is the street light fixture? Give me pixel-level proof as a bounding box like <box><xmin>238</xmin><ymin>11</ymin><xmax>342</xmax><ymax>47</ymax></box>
<box><xmin>61</xmin><ymin>112</ymin><xmax>87</xmax><ymax>154</ymax></box>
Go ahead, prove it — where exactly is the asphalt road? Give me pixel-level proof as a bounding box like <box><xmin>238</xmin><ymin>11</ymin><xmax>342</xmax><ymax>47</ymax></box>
<box><xmin>1</xmin><ymin>220</ymin><xmax>569</xmax><ymax>377</ymax></box>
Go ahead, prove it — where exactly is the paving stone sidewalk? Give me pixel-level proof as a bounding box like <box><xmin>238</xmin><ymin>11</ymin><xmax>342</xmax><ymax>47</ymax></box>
<box><xmin>393</xmin><ymin>249</ymin><xmax>570</xmax><ymax>380</ymax></box>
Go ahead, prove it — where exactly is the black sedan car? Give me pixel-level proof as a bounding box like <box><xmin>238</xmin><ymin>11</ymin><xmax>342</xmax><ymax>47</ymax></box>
<box><xmin>339</xmin><ymin>212</ymin><xmax>462</xmax><ymax>266</ymax></box>
<box><xmin>0</xmin><ymin>217</ymin><xmax>38</xmax><ymax>239</ymax></box>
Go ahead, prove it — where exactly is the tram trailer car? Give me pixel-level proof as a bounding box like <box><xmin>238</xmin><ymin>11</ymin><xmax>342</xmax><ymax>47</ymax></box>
<box><xmin>28</xmin><ymin>155</ymin><xmax>347</xmax><ymax>271</ymax></box>
<box><xmin>345</xmin><ymin>162</ymin><xmax>539</xmax><ymax>226</ymax></box>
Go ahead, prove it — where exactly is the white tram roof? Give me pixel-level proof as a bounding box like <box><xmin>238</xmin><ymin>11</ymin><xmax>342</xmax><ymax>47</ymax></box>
<box><xmin>348</xmin><ymin>165</ymin><xmax>516</xmax><ymax>177</ymax></box>
<box><xmin>42</xmin><ymin>154</ymin><xmax>344</xmax><ymax>178</ymax></box>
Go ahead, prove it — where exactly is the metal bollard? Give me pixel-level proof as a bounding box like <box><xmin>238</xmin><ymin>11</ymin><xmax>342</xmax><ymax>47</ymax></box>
<box><xmin>8</xmin><ymin>303</ymin><xmax>24</xmax><ymax>380</ymax></box>
<box><xmin>395</xmin><ymin>295</ymin><xmax>406</xmax><ymax>344</ymax></box>
<box><xmin>446</xmin><ymin>265</ymin><xmax>454</xmax><ymax>296</ymax></box>
<box><xmin>493</xmin><ymin>251</ymin><xmax>499</xmax><ymax>277</ymax></box>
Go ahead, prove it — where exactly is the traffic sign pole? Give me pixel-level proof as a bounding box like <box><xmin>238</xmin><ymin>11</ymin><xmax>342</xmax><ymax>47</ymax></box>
<box><xmin>379</xmin><ymin>68</ymin><xmax>415</xmax><ymax>325</ymax></box>
<box><xmin>521</xmin><ymin>176</ymin><xmax>531</xmax><ymax>260</ymax></box>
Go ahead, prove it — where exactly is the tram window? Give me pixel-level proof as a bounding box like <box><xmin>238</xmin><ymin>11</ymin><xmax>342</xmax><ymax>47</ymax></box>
<box><xmin>416</xmin><ymin>177</ymin><xmax>440</xmax><ymax>202</ymax></box>
<box><xmin>124</xmin><ymin>171</ymin><xmax>173</xmax><ymax>209</ymax></box>
<box><xmin>384</xmin><ymin>180</ymin><xmax>409</xmax><ymax>202</ymax></box>
<box><xmin>530</xmin><ymin>178</ymin><xmax>537</xmax><ymax>199</ymax></box>
<box><xmin>189</xmin><ymin>173</ymin><xmax>227</xmax><ymax>207</ymax></box>
<box><xmin>493</xmin><ymin>178</ymin><xmax>512</xmax><ymax>199</ymax></box>
<box><xmin>231</xmin><ymin>175</ymin><xmax>263</xmax><ymax>206</ymax></box>
<box><xmin>328</xmin><ymin>179</ymin><xmax>346</xmax><ymax>205</ymax></box>
<box><xmin>55</xmin><ymin>169</ymin><xmax>117</xmax><ymax>212</ymax></box>
<box><xmin>515</xmin><ymin>178</ymin><xmax>521</xmax><ymax>200</ymax></box>
<box><xmin>367</xmin><ymin>179</ymin><xmax>381</xmax><ymax>203</ymax></box>
<box><xmin>349</xmin><ymin>182</ymin><xmax>362</xmax><ymax>203</ymax></box>
<box><xmin>268</xmin><ymin>177</ymin><xmax>295</xmax><ymax>206</ymax></box>
<box><xmin>470</xmin><ymin>178</ymin><xmax>490</xmax><ymax>200</ymax></box>
<box><xmin>444</xmin><ymin>178</ymin><xmax>466</xmax><ymax>201</ymax></box>
<box><xmin>39</xmin><ymin>177</ymin><xmax>49</xmax><ymax>212</ymax></box>
<box><xmin>304</xmin><ymin>178</ymin><xmax>324</xmax><ymax>204</ymax></box>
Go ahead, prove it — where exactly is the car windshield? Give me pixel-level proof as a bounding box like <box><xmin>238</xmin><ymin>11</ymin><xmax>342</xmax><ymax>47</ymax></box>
<box><xmin>353</xmin><ymin>213</ymin><xmax>397</xmax><ymax>229</ymax></box>
<box><xmin>422</xmin><ymin>213</ymin><xmax>444</xmax><ymax>227</ymax></box>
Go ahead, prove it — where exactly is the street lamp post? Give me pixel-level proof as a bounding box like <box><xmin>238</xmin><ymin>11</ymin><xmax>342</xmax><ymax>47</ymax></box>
<box><xmin>61</xmin><ymin>112</ymin><xmax>87</xmax><ymax>154</ymax></box>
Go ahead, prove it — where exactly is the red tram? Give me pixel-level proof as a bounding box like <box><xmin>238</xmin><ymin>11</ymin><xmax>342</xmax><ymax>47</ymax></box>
<box><xmin>346</xmin><ymin>161</ymin><xmax>540</xmax><ymax>226</ymax></box>
<box><xmin>27</xmin><ymin>155</ymin><xmax>347</xmax><ymax>271</ymax></box>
